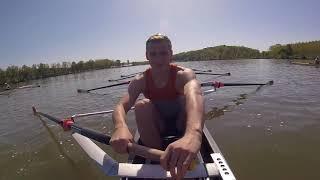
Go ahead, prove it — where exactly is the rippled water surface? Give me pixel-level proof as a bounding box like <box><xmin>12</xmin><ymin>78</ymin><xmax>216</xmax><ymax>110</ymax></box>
<box><xmin>0</xmin><ymin>59</ymin><xmax>319</xmax><ymax>180</ymax></box>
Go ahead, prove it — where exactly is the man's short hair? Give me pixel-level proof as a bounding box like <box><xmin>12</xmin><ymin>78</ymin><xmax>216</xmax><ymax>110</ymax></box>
<box><xmin>146</xmin><ymin>33</ymin><xmax>172</xmax><ymax>50</ymax></box>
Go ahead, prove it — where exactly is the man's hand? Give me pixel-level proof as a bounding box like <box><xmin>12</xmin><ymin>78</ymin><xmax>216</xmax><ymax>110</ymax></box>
<box><xmin>110</xmin><ymin>126</ymin><xmax>133</xmax><ymax>154</ymax></box>
<box><xmin>160</xmin><ymin>133</ymin><xmax>202</xmax><ymax>179</ymax></box>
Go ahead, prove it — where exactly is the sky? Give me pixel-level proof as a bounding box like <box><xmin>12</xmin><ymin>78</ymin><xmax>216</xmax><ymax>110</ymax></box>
<box><xmin>0</xmin><ymin>0</ymin><xmax>319</xmax><ymax>68</ymax></box>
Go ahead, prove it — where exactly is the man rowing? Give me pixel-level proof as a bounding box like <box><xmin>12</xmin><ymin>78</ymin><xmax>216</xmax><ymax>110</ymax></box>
<box><xmin>315</xmin><ymin>56</ymin><xmax>319</xmax><ymax>65</ymax></box>
<box><xmin>110</xmin><ymin>34</ymin><xmax>204</xmax><ymax>179</ymax></box>
<box><xmin>4</xmin><ymin>83</ymin><xmax>11</xmax><ymax>90</ymax></box>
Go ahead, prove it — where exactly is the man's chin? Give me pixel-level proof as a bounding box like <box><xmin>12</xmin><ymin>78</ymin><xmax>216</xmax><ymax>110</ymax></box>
<box><xmin>152</xmin><ymin>63</ymin><xmax>170</xmax><ymax>68</ymax></box>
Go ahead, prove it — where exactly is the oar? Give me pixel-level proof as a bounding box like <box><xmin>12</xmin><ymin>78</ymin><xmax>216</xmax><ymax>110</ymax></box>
<box><xmin>108</xmin><ymin>75</ymin><xmax>136</xmax><ymax>82</ymax></box>
<box><xmin>32</xmin><ymin>106</ymin><xmax>163</xmax><ymax>161</ymax></box>
<box><xmin>71</xmin><ymin>107</ymin><xmax>135</xmax><ymax>119</ymax></box>
<box><xmin>121</xmin><ymin>72</ymin><xmax>143</xmax><ymax>77</ymax></box>
<box><xmin>201</xmin><ymin>80</ymin><xmax>274</xmax><ymax>88</ymax></box>
<box><xmin>77</xmin><ymin>78</ymin><xmax>233</xmax><ymax>94</ymax></box>
<box><xmin>191</xmin><ymin>68</ymin><xmax>212</xmax><ymax>72</ymax></box>
<box><xmin>78</xmin><ymin>79</ymin><xmax>269</xmax><ymax>94</ymax></box>
<box><xmin>196</xmin><ymin>72</ymin><xmax>231</xmax><ymax>76</ymax></box>
<box><xmin>77</xmin><ymin>81</ymin><xmax>130</xmax><ymax>93</ymax></box>
<box><xmin>119</xmin><ymin>69</ymin><xmax>213</xmax><ymax>78</ymax></box>
<box><xmin>114</xmin><ymin>72</ymin><xmax>230</xmax><ymax>81</ymax></box>
<box><xmin>71</xmin><ymin>87</ymin><xmax>215</xmax><ymax>119</ymax></box>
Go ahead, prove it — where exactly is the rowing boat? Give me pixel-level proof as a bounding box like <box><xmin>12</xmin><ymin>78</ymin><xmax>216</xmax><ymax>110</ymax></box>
<box><xmin>291</xmin><ymin>61</ymin><xmax>319</xmax><ymax>66</ymax></box>
<box><xmin>0</xmin><ymin>84</ymin><xmax>40</xmax><ymax>95</ymax></box>
<box><xmin>0</xmin><ymin>90</ymin><xmax>11</xmax><ymax>96</ymax></box>
<box><xmin>17</xmin><ymin>84</ymin><xmax>40</xmax><ymax>89</ymax></box>
<box><xmin>119</xmin><ymin>126</ymin><xmax>236</xmax><ymax>180</ymax></box>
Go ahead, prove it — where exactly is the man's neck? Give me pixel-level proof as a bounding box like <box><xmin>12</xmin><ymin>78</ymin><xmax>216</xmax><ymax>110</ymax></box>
<box><xmin>150</xmin><ymin>64</ymin><xmax>171</xmax><ymax>87</ymax></box>
<box><xmin>151</xmin><ymin>64</ymin><xmax>170</xmax><ymax>74</ymax></box>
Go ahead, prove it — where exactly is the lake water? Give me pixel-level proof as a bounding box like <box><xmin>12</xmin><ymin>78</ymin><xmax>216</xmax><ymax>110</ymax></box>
<box><xmin>0</xmin><ymin>59</ymin><xmax>319</xmax><ymax>180</ymax></box>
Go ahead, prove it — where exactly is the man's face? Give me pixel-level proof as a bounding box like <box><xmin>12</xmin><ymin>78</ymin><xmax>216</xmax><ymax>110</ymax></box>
<box><xmin>146</xmin><ymin>41</ymin><xmax>172</xmax><ymax>67</ymax></box>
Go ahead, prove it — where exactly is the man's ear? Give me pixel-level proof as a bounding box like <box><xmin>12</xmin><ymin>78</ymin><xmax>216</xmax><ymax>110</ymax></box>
<box><xmin>146</xmin><ymin>51</ymin><xmax>150</xmax><ymax>61</ymax></box>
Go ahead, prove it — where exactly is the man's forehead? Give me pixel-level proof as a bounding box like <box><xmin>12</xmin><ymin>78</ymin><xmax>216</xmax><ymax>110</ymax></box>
<box><xmin>147</xmin><ymin>42</ymin><xmax>170</xmax><ymax>50</ymax></box>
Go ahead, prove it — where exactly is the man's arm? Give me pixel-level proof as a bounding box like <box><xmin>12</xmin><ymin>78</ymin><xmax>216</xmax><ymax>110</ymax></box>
<box><xmin>110</xmin><ymin>75</ymin><xmax>144</xmax><ymax>153</ymax></box>
<box><xmin>184</xmin><ymin>74</ymin><xmax>205</xmax><ymax>138</ymax></box>
<box><xmin>160</xmin><ymin>68</ymin><xmax>204</xmax><ymax>179</ymax></box>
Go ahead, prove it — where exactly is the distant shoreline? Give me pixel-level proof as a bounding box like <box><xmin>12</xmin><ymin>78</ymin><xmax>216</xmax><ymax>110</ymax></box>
<box><xmin>1</xmin><ymin>39</ymin><xmax>319</xmax><ymax>87</ymax></box>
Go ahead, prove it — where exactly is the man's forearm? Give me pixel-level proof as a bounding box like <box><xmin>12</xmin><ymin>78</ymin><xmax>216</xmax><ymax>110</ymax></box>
<box><xmin>112</xmin><ymin>104</ymin><xmax>128</xmax><ymax>129</ymax></box>
<box><xmin>184</xmin><ymin>89</ymin><xmax>204</xmax><ymax>138</ymax></box>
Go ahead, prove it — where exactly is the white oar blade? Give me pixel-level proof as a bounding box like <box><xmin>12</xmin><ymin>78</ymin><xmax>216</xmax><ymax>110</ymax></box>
<box><xmin>72</xmin><ymin>133</ymin><xmax>118</xmax><ymax>176</ymax></box>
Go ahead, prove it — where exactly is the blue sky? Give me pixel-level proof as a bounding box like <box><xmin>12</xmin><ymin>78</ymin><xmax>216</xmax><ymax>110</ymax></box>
<box><xmin>0</xmin><ymin>0</ymin><xmax>319</xmax><ymax>68</ymax></box>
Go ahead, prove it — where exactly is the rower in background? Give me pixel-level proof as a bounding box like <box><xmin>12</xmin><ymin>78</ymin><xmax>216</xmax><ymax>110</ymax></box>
<box><xmin>315</xmin><ymin>56</ymin><xmax>320</xmax><ymax>65</ymax></box>
<box><xmin>4</xmin><ymin>83</ymin><xmax>11</xmax><ymax>90</ymax></box>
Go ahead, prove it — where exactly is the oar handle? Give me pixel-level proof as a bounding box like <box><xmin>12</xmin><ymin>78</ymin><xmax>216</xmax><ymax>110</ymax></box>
<box><xmin>128</xmin><ymin>143</ymin><xmax>163</xmax><ymax>161</ymax></box>
<box><xmin>75</xmin><ymin>127</ymin><xmax>163</xmax><ymax>161</ymax></box>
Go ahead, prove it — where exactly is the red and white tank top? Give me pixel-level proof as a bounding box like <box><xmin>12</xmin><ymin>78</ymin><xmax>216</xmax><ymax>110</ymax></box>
<box><xmin>143</xmin><ymin>64</ymin><xmax>182</xmax><ymax>101</ymax></box>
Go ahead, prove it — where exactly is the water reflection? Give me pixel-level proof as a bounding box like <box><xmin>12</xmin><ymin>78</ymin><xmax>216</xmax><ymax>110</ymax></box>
<box><xmin>205</xmin><ymin>82</ymin><xmax>271</xmax><ymax>120</ymax></box>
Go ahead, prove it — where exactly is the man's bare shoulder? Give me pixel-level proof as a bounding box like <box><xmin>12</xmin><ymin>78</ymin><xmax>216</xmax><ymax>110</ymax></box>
<box><xmin>128</xmin><ymin>72</ymin><xmax>145</xmax><ymax>92</ymax></box>
<box><xmin>176</xmin><ymin>66</ymin><xmax>196</xmax><ymax>81</ymax></box>
<box><xmin>175</xmin><ymin>66</ymin><xmax>198</xmax><ymax>91</ymax></box>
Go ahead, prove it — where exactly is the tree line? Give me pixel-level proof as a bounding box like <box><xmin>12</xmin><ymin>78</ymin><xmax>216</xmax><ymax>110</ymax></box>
<box><xmin>173</xmin><ymin>40</ymin><xmax>320</xmax><ymax>61</ymax></box>
<box><xmin>263</xmin><ymin>40</ymin><xmax>320</xmax><ymax>59</ymax></box>
<box><xmin>173</xmin><ymin>45</ymin><xmax>261</xmax><ymax>61</ymax></box>
<box><xmin>0</xmin><ymin>59</ymin><xmax>122</xmax><ymax>86</ymax></box>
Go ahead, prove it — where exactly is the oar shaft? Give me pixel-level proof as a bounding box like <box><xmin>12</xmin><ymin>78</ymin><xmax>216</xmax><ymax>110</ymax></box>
<box><xmin>36</xmin><ymin>111</ymin><xmax>62</xmax><ymax>124</ymax></box>
<box><xmin>71</xmin><ymin>107</ymin><xmax>135</xmax><ymax>119</ymax></box>
<box><xmin>121</xmin><ymin>72</ymin><xmax>143</xmax><ymax>77</ymax></box>
<box><xmin>33</xmin><ymin>107</ymin><xmax>111</xmax><ymax>144</ymax></box>
<box><xmin>72</xmin><ymin>110</ymin><xmax>114</xmax><ymax>118</ymax></box>
<box><xmin>109</xmin><ymin>75</ymin><xmax>135</xmax><ymax>82</ymax></box>
<box><xmin>88</xmin><ymin>81</ymin><xmax>130</xmax><ymax>91</ymax></box>
<box><xmin>223</xmin><ymin>83</ymin><xmax>266</xmax><ymax>86</ymax></box>
<box><xmin>196</xmin><ymin>72</ymin><xmax>231</xmax><ymax>76</ymax></box>
<box><xmin>191</xmin><ymin>68</ymin><xmax>212</xmax><ymax>72</ymax></box>
<box><xmin>71</xmin><ymin>124</ymin><xmax>111</xmax><ymax>145</ymax></box>
<box><xmin>201</xmin><ymin>81</ymin><xmax>270</xmax><ymax>87</ymax></box>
